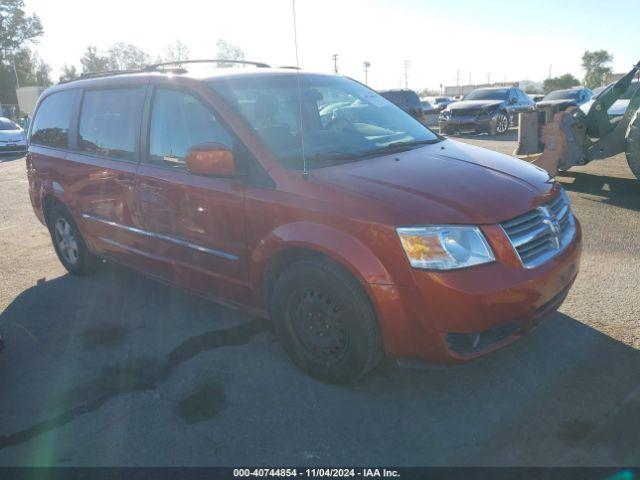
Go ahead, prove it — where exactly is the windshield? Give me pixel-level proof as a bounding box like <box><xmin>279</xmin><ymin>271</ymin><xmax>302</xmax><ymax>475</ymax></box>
<box><xmin>464</xmin><ymin>88</ymin><xmax>508</xmax><ymax>101</ymax></box>
<box><xmin>543</xmin><ymin>90</ymin><xmax>580</xmax><ymax>101</ymax></box>
<box><xmin>210</xmin><ymin>74</ymin><xmax>440</xmax><ymax>169</ymax></box>
<box><xmin>0</xmin><ymin>118</ymin><xmax>20</xmax><ymax>130</ymax></box>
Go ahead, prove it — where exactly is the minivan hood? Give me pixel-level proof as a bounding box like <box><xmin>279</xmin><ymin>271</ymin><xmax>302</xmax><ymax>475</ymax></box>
<box><xmin>311</xmin><ymin>140</ymin><xmax>555</xmax><ymax>226</ymax></box>
<box><xmin>448</xmin><ymin>100</ymin><xmax>503</xmax><ymax>110</ymax></box>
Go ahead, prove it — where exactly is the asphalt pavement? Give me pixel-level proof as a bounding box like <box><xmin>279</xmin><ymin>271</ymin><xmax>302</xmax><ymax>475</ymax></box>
<box><xmin>0</xmin><ymin>135</ymin><xmax>638</xmax><ymax>466</ymax></box>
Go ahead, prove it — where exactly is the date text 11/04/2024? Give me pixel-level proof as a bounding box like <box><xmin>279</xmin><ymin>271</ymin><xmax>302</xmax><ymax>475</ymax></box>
<box><xmin>232</xmin><ymin>469</ymin><xmax>400</xmax><ymax>478</ymax></box>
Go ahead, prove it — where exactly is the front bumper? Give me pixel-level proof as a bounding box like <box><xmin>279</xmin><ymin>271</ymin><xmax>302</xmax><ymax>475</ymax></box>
<box><xmin>0</xmin><ymin>142</ymin><xmax>27</xmax><ymax>154</ymax></box>
<box><xmin>439</xmin><ymin>115</ymin><xmax>497</xmax><ymax>133</ymax></box>
<box><xmin>370</xmin><ymin>220</ymin><xmax>582</xmax><ymax>364</ymax></box>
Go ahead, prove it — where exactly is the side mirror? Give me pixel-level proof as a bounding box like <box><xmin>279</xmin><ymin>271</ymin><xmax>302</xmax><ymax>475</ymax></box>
<box><xmin>186</xmin><ymin>143</ymin><xmax>236</xmax><ymax>176</ymax></box>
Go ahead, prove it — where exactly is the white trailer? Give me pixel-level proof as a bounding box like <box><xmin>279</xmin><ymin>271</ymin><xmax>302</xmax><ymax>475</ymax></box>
<box><xmin>16</xmin><ymin>86</ymin><xmax>46</xmax><ymax>116</ymax></box>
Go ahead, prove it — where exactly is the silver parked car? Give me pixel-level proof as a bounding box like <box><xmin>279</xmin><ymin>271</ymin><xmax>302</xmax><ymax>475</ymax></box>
<box><xmin>0</xmin><ymin>117</ymin><xmax>27</xmax><ymax>155</ymax></box>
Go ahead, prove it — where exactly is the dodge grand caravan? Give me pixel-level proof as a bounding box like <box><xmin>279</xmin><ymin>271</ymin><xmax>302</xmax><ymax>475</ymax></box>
<box><xmin>26</xmin><ymin>60</ymin><xmax>581</xmax><ymax>382</ymax></box>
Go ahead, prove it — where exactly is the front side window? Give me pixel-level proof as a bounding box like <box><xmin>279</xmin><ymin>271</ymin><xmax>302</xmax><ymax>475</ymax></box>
<box><xmin>210</xmin><ymin>74</ymin><xmax>439</xmax><ymax>170</ymax></box>
<box><xmin>30</xmin><ymin>90</ymin><xmax>79</xmax><ymax>148</ymax></box>
<box><xmin>148</xmin><ymin>89</ymin><xmax>233</xmax><ymax>168</ymax></box>
<box><xmin>79</xmin><ymin>88</ymin><xmax>144</xmax><ymax>161</ymax></box>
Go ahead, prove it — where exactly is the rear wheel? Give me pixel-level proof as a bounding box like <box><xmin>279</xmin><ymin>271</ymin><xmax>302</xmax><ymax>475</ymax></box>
<box><xmin>269</xmin><ymin>257</ymin><xmax>384</xmax><ymax>383</ymax></box>
<box><xmin>625</xmin><ymin>112</ymin><xmax>640</xmax><ymax>180</ymax></box>
<box><xmin>48</xmin><ymin>205</ymin><xmax>98</xmax><ymax>275</ymax></box>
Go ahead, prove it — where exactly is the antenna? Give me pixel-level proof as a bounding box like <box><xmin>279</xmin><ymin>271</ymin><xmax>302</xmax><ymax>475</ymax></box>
<box><xmin>292</xmin><ymin>0</ymin><xmax>308</xmax><ymax>177</ymax></box>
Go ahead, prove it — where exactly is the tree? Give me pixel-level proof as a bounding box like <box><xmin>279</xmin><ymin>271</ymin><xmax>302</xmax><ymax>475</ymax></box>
<box><xmin>163</xmin><ymin>40</ymin><xmax>190</xmax><ymax>63</ymax></box>
<box><xmin>0</xmin><ymin>0</ymin><xmax>44</xmax><ymax>103</ymax></box>
<box><xmin>59</xmin><ymin>64</ymin><xmax>78</xmax><ymax>83</ymax></box>
<box><xmin>12</xmin><ymin>48</ymin><xmax>50</xmax><ymax>86</ymax></box>
<box><xmin>582</xmin><ymin>50</ymin><xmax>613</xmax><ymax>89</ymax></box>
<box><xmin>418</xmin><ymin>87</ymin><xmax>440</xmax><ymax>97</ymax></box>
<box><xmin>80</xmin><ymin>46</ymin><xmax>112</xmax><ymax>74</ymax></box>
<box><xmin>524</xmin><ymin>85</ymin><xmax>540</xmax><ymax>94</ymax></box>
<box><xmin>0</xmin><ymin>0</ymin><xmax>43</xmax><ymax>61</ymax></box>
<box><xmin>107</xmin><ymin>42</ymin><xmax>150</xmax><ymax>70</ymax></box>
<box><xmin>543</xmin><ymin>73</ymin><xmax>580</xmax><ymax>94</ymax></box>
<box><xmin>215</xmin><ymin>39</ymin><xmax>245</xmax><ymax>67</ymax></box>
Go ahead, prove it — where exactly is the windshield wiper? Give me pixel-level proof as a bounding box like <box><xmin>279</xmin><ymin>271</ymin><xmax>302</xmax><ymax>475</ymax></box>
<box><xmin>383</xmin><ymin>138</ymin><xmax>443</xmax><ymax>150</ymax></box>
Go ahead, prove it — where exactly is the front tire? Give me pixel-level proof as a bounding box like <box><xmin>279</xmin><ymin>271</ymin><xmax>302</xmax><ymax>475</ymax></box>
<box><xmin>48</xmin><ymin>205</ymin><xmax>98</xmax><ymax>275</ymax></box>
<box><xmin>491</xmin><ymin>112</ymin><xmax>510</xmax><ymax>135</ymax></box>
<box><xmin>625</xmin><ymin>111</ymin><xmax>640</xmax><ymax>180</ymax></box>
<box><xmin>269</xmin><ymin>257</ymin><xmax>384</xmax><ymax>383</ymax></box>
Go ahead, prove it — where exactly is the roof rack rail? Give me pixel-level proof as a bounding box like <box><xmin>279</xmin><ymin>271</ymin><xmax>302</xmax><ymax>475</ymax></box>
<box><xmin>57</xmin><ymin>69</ymin><xmax>143</xmax><ymax>84</ymax></box>
<box><xmin>143</xmin><ymin>59</ymin><xmax>270</xmax><ymax>71</ymax></box>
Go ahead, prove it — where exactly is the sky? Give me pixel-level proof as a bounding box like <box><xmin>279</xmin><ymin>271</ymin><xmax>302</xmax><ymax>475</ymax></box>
<box><xmin>24</xmin><ymin>0</ymin><xmax>640</xmax><ymax>91</ymax></box>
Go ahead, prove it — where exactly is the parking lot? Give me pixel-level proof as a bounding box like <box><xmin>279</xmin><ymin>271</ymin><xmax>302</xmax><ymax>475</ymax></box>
<box><xmin>0</xmin><ymin>130</ymin><xmax>639</xmax><ymax>466</ymax></box>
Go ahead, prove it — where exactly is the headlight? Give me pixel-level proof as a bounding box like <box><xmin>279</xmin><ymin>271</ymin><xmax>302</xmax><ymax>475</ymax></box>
<box><xmin>396</xmin><ymin>226</ymin><xmax>495</xmax><ymax>270</ymax></box>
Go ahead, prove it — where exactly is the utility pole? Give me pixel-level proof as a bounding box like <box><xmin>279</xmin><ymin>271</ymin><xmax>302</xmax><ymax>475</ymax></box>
<box><xmin>456</xmin><ymin>68</ymin><xmax>460</xmax><ymax>86</ymax></box>
<box><xmin>404</xmin><ymin>60</ymin><xmax>410</xmax><ymax>89</ymax></box>
<box><xmin>331</xmin><ymin>53</ymin><xmax>339</xmax><ymax>74</ymax></box>
<box><xmin>468</xmin><ymin>72</ymin><xmax>472</xmax><ymax>86</ymax></box>
<box><xmin>548</xmin><ymin>64</ymin><xmax>552</xmax><ymax>79</ymax></box>
<box><xmin>11</xmin><ymin>55</ymin><xmax>20</xmax><ymax>89</ymax></box>
<box><xmin>363</xmin><ymin>61</ymin><xmax>371</xmax><ymax>85</ymax></box>
<box><xmin>487</xmin><ymin>73</ymin><xmax>491</xmax><ymax>85</ymax></box>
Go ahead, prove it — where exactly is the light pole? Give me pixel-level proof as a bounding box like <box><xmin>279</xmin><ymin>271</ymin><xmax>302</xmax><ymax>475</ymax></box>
<box><xmin>332</xmin><ymin>53</ymin><xmax>339</xmax><ymax>74</ymax></box>
<box><xmin>404</xmin><ymin>60</ymin><xmax>410</xmax><ymax>89</ymax></box>
<box><xmin>363</xmin><ymin>61</ymin><xmax>371</xmax><ymax>85</ymax></box>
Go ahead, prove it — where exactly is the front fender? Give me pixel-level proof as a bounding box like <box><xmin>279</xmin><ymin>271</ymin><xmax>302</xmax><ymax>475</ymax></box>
<box><xmin>250</xmin><ymin>222</ymin><xmax>395</xmax><ymax>304</ymax></box>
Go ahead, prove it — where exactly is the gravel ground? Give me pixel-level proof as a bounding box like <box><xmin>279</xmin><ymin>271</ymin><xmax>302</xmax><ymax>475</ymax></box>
<box><xmin>0</xmin><ymin>138</ymin><xmax>638</xmax><ymax>466</ymax></box>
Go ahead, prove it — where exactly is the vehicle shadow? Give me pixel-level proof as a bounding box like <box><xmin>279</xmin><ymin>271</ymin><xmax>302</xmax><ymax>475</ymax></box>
<box><xmin>0</xmin><ymin>154</ymin><xmax>25</xmax><ymax>164</ymax></box>
<box><xmin>557</xmin><ymin>170</ymin><xmax>640</xmax><ymax>212</ymax></box>
<box><xmin>0</xmin><ymin>264</ymin><xmax>638</xmax><ymax>466</ymax></box>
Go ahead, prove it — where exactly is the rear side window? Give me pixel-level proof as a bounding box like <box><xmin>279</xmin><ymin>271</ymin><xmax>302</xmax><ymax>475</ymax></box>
<box><xmin>148</xmin><ymin>88</ymin><xmax>233</xmax><ymax>168</ymax></box>
<box><xmin>79</xmin><ymin>88</ymin><xmax>144</xmax><ymax>161</ymax></box>
<box><xmin>30</xmin><ymin>90</ymin><xmax>79</xmax><ymax>148</ymax></box>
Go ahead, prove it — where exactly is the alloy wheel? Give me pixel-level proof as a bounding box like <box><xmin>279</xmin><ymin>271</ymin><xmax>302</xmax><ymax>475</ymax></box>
<box><xmin>496</xmin><ymin>113</ymin><xmax>509</xmax><ymax>134</ymax></box>
<box><xmin>54</xmin><ymin>217</ymin><xmax>79</xmax><ymax>265</ymax></box>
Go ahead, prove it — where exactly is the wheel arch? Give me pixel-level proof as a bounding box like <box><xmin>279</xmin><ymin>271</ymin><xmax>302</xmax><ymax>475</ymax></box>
<box><xmin>252</xmin><ymin>222</ymin><xmax>395</xmax><ymax>310</ymax></box>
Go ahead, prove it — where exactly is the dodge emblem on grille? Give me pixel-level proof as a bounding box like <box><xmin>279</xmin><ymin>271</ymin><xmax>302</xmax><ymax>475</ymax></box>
<box><xmin>540</xmin><ymin>206</ymin><xmax>561</xmax><ymax>248</ymax></box>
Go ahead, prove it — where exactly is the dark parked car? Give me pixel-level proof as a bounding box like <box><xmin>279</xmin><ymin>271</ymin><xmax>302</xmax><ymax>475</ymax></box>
<box><xmin>439</xmin><ymin>86</ymin><xmax>534</xmax><ymax>135</ymax></box>
<box><xmin>378</xmin><ymin>89</ymin><xmax>426</xmax><ymax>123</ymax></box>
<box><xmin>536</xmin><ymin>87</ymin><xmax>593</xmax><ymax>111</ymax></box>
<box><xmin>27</xmin><ymin>61</ymin><xmax>580</xmax><ymax>382</ymax></box>
<box><xmin>425</xmin><ymin>96</ymin><xmax>454</xmax><ymax>112</ymax></box>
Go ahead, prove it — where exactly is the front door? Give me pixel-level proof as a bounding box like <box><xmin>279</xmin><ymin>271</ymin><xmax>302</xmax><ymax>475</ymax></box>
<box><xmin>135</xmin><ymin>85</ymin><xmax>249</xmax><ymax>305</ymax></box>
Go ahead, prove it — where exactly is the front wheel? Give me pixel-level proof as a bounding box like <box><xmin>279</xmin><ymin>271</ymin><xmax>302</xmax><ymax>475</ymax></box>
<box><xmin>625</xmin><ymin>111</ymin><xmax>640</xmax><ymax>180</ymax></box>
<box><xmin>48</xmin><ymin>205</ymin><xmax>98</xmax><ymax>275</ymax></box>
<box><xmin>269</xmin><ymin>257</ymin><xmax>384</xmax><ymax>383</ymax></box>
<box><xmin>491</xmin><ymin>112</ymin><xmax>510</xmax><ymax>135</ymax></box>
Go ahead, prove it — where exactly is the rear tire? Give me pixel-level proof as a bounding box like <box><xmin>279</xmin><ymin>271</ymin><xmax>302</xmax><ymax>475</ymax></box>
<box><xmin>48</xmin><ymin>204</ymin><xmax>98</xmax><ymax>275</ymax></box>
<box><xmin>491</xmin><ymin>112</ymin><xmax>510</xmax><ymax>135</ymax></box>
<box><xmin>625</xmin><ymin>112</ymin><xmax>640</xmax><ymax>181</ymax></box>
<box><xmin>269</xmin><ymin>257</ymin><xmax>384</xmax><ymax>383</ymax></box>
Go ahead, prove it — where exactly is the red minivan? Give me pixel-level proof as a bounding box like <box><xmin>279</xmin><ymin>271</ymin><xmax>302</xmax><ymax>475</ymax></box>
<box><xmin>26</xmin><ymin>61</ymin><xmax>581</xmax><ymax>382</ymax></box>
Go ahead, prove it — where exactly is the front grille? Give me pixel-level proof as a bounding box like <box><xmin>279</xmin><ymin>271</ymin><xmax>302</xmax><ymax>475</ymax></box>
<box><xmin>501</xmin><ymin>190</ymin><xmax>576</xmax><ymax>268</ymax></box>
<box><xmin>451</xmin><ymin>108</ymin><xmax>481</xmax><ymax>117</ymax></box>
